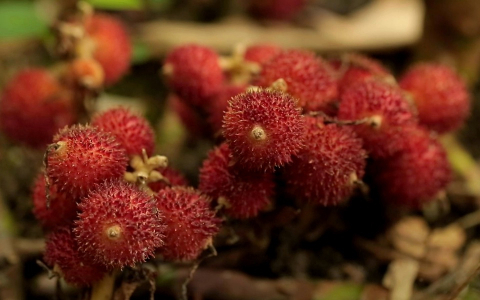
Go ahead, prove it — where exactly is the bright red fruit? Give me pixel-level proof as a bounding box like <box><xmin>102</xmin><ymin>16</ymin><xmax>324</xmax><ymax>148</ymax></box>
<box><xmin>0</xmin><ymin>69</ymin><xmax>77</xmax><ymax>148</ymax></box>
<box><xmin>44</xmin><ymin>227</ymin><xmax>107</xmax><ymax>286</ymax></box>
<box><xmin>283</xmin><ymin>116</ymin><xmax>366</xmax><ymax>206</ymax></box>
<box><xmin>199</xmin><ymin>143</ymin><xmax>275</xmax><ymax>218</ymax></box>
<box><xmin>244</xmin><ymin>44</ymin><xmax>281</xmax><ymax>65</ymax></box>
<box><xmin>206</xmin><ymin>84</ymin><xmax>246</xmax><ymax>134</ymax></box>
<box><xmin>84</xmin><ymin>13</ymin><xmax>132</xmax><ymax>86</ymax></box>
<box><xmin>338</xmin><ymin>80</ymin><xmax>416</xmax><ymax>158</ymax></box>
<box><xmin>255</xmin><ymin>49</ymin><xmax>338</xmax><ymax>112</ymax></box>
<box><xmin>32</xmin><ymin>173</ymin><xmax>78</xmax><ymax>230</ymax></box>
<box><xmin>74</xmin><ymin>180</ymin><xmax>165</xmax><ymax>268</ymax></box>
<box><xmin>155</xmin><ymin>187</ymin><xmax>221</xmax><ymax>261</ymax></box>
<box><xmin>371</xmin><ymin>126</ymin><xmax>451</xmax><ymax>208</ymax></box>
<box><xmin>46</xmin><ymin>125</ymin><xmax>128</xmax><ymax>198</ymax></box>
<box><xmin>92</xmin><ymin>107</ymin><xmax>155</xmax><ymax>157</ymax></box>
<box><xmin>399</xmin><ymin>63</ymin><xmax>470</xmax><ymax>134</ymax></box>
<box><xmin>164</xmin><ymin>44</ymin><xmax>224</xmax><ymax>107</ymax></box>
<box><xmin>222</xmin><ymin>89</ymin><xmax>305</xmax><ymax>171</ymax></box>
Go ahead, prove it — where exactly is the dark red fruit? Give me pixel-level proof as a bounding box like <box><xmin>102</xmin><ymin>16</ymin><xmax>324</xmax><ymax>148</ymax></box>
<box><xmin>338</xmin><ymin>80</ymin><xmax>416</xmax><ymax>158</ymax></box>
<box><xmin>0</xmin><ymin>69</ymin><xmax>77</xmax><ymax>148</ymax></box>
<box><xmin>32</xmin><ymin>173</ymin><xmax>78</xmax><ymax>230</ymax></box>
<box><xmin>155</xmin><ymin>187</ymin><xmax>221</xmax><ymax>261</ymax></box>
<box><xmin>74</xmin><ymin>180</ymin><xmax>165</xmax><ymax>268</ymax></box>
<box><xmin>371</xmin><ymin>126</ymin><xmax>451</xmax><ymax>208</ymax></box>
<box><xmin>283</xmin><ymin>116</ymin><xmax>366</xmax><ymax>206</ymax></box>
<box><xmin>44</xmin><ymin>227</ymin><xmax>107</xmax><ymax>286</ymax></box>
<box><xmin>399</xmin><ymin>63</ymin><xmax>470</xmax><ymax>134</ymax></box>
<box><xmin>244</xmin><ymin>44</ymin><xmax>281</xmax><ymax>65</ymax></box>
<box><xmin>222</xmin><ymin>89</ymin><xmax>305</xmax><ymax>171</ymax></box>
<box><xmin>84</xmin><ymin>13</ymin><xmax>132</xmax><ymax>86</ymax></box>
<box><xmin>199</xmin><ymin>143</ymin><xmax>275</xmax><ymax>218</ymax></box>
<box><xmin>255</xmin><ymin>49</ymin><xmax>338</xmax><ymax>112</ymax></box>
<box><xmin>168</xmin><ymin>94</ymin><xmax>212</xmax><ymax>138</ymax></box>
<box><xmin>206</xmin><ymin>84</ymin><xmax>246</xmax><ymax>134</ymax></box>
<box><xmin>92</xmin><ymin>107</ymin><xmax>155</xmax><ymax>157</ymax></box>
<box><xmin>164</xmin><ymin>44</ymin><xmax>224</xmax><ymax>107</ymax></box>
<box><xmin>46</xmin><ymin>125</ymin><xmax>128</xmax><ymax>198</ymax></box>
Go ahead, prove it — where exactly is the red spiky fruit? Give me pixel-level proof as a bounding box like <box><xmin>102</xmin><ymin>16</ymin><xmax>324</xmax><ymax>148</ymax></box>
<box><xmin>92</xmin><ymin>107</ymin><xmax>155</xmax><ymax>157</ymax></box>
<box><xmin>244</xmin><ymin>44</ymin><xmax>282</xmax><ymax>65</ymax></box>
<box><xmin>46</xmin><ymin>125</ymin><xmax>128</xmax><ymax>198</ymax></box>
<box><xmin>399</xmin><ymin>63</ymin><xmax>470</xmax><ymax>134</ymax></box>
<box><xmin>0</xmin><ymin>69</ymin><xmax>77</xmax><ymax>148</ymax></box>
<box><xmin>338</xmin><ymin>80</ymin><xmax>417</xmax><ymax>158</ymax></box>
<box><xmin>329</xmin><ymin>53</ymin><xmax>393</xmax><ymax>95</ymax></box>
<box><xmin>247</xmin><ymin>0</ymin><xmax>306</xmax><ymax>21</ymax></box>
<box><xmin>168</xmin><ymin>94</ymin><xmax>212</xmax><ymax>138</ymax></box>
<box><xmin>32</xmin><ymin>173</ymin><xmax>78</xmax><ymax>230</ymax></box>
<box><xmin>61</xmin><ymin>57</ymin><xmax>105</xmax><ymax>90</ymax></box>
<box><xmin>255</xmin><ymin>49</ymin><xmax>338</xmax><ymax>112</ymax></box>
<box><xmin>283</xmin><ymin>116</ymin><xmax>366</xmax><ymax>205</ymax></box>
<box><xmin>148</xmin><ymin>166</ymin><xmax>188</xmax><ymax>192</ymax></box>
<box><xmin>83</xmin><ymin>13</ymin><xmax>132</xmax><ymax>86</ymax></box>
<box><xmin>199</xmin><ymin>143</ymin><xmax>275</xmax><ymax>218</ymax></box>
<box><xmin>206</xmin><ymin>84</ymin><xmax>246</xmax><ymax>133</ymax></box>
<box><xmin>44</xmin><ymin>227</ymin><xmax>107</xmax><ymax>286</ymax></box>
<box><xmin>222</xmin><ymin>89</ymin><xmax>305</xmax><ymax>171</ymax></box>
<box><xmin>155</xmin><ymin>186</ymin><xmax>221</xmax><ymax>261</ymax></box>
<box><xmin>74</xmin><ymin>180</ymin><xmax>165</xmax><ymax>268</ymax></box>
<box><xmin>371</xmin><ymin>126</ymin><xmax>451</xmax><ymax>208</ymax></box>
<box><xmin>163</xmin><ymin>44</ymin><xmax>224</xmax><ymax>107</ymax></box>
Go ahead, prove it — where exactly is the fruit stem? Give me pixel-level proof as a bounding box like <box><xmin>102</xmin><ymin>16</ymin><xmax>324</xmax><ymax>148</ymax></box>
<box><xmin>90</xmin><ymin>270</ymin><xmax>117</xmax><ymax>300</ymax></box>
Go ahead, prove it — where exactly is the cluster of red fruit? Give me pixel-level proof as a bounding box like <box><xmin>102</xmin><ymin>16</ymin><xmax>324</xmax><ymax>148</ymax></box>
<box><xmin>33</xmin><ymin>107</ymin><xmax>220</xmax><ymax>286</ymax></box>
<box><xmin>0</xmin><ymin>13</ymin><xmax>132</xmax><ymax>148</ymax></box>
<box><xmin>163</xmin><ymin>44</ymin><xmax>469</xmax><ymax>216</ymax></box>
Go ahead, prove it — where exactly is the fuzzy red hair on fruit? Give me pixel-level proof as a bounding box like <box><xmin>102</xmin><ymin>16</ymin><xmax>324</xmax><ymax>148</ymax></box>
<box><xmin>244</xmin><ymin>44</ymin><xmax>281</xmax><ymax>65</ymax></box>
<box><xmin>329</xmin><ymin>53</ymin><xmax>393</xmax><ymax>95</ymax></box>
<box><xmin>44</xmin><ymin>227</ymin><xmax>107</xmax><ymax>286</ymax></box>
<box><xmin>255</xmin><ymin>49</ymin><xmax>338</xmax><ymax>112</ymax></box>
<box><xmin>148</xmin><ymin>166</ymin><xmax>188</xmax><ymax>192</ymax></box>
<box><xmin>74</xmin><ymin>180</ymin><xmax>165</xmax><ymax>268</ymax></box>
<box><xmin>46</xmin><ymin>125</ymin><xmax>128</xmax><ymax>199</ymax></box>
<box><xmin>371</xmin><ymin>126</ymin><xmax>451</xmax><ymax>208</ymax></box>
<box><xmin>283</xmin><ymin>116</ymin><xmax>366</xmax><ymax>206</ymax></box>
<box><xmin>84</xmin><ymin>13</ymin><xmax>132</xmax><ymax>86</ymax></box>
<box><xmin>222</xmin><ymin>89</ymin><xmax>305</xmax><ymax>171</ymax></box>
<box><xmin>199</xmin><ymin>143</ymin><xmax>275</xmax><ymax>218</ymax></box>
<box><xmin>32</xmin><ymin>172</ymin><xmax>78</xmax><ymax>230</ymax></box>
<box><xmin>0</xmin><ymin>69</ymin><xmax>77</xmax><ymax>148</ymax></box>
<box><xmin>206</xmin><ymin>84</ymin><xmax>246</xmax><ymax>134</ymax></box>
<box><xmin>399</xmin><ymin>63</ymin><xmax>470</xmax><ymax>134</ymax></box>
<box><xmin>338</xmin><ymin>80</ymin><xmax>417</xmax><ymax>158</ymax></box>
<box><xmin>164</xmin><ymin>44</ymin><xmax>224</xmax><ymax>107</ymax></box>
<box><xmin>155</xmin><ymin>186</ymin><xmax>221</xmax><ymax>261</ymax></box>
<box><xmin>92</xmin><ymin>107</ymin><xmax>155</xmax><ymax>157</ymax></box>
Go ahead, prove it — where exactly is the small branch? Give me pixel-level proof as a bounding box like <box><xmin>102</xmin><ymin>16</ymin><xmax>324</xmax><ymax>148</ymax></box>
<box><xmin>90</xmin><ymin>271</ymin><xmax>117</xmax><ymax>300</ymax></box>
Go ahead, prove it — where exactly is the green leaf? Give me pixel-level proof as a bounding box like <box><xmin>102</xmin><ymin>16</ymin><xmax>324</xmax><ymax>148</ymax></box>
<box><xmin>86</xmin><ymin>0</ymin><xmax>143</xmax><ymax>10</ymax></box>
<box><xmin>0</xmin><ymin>2</ymin><xmax>48</xmax><ymax>40</ymax></box>
<box><xmin>131</xmin><ymin>41</ymin><xmax>151</xmax><ymax>64</ymax></box>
